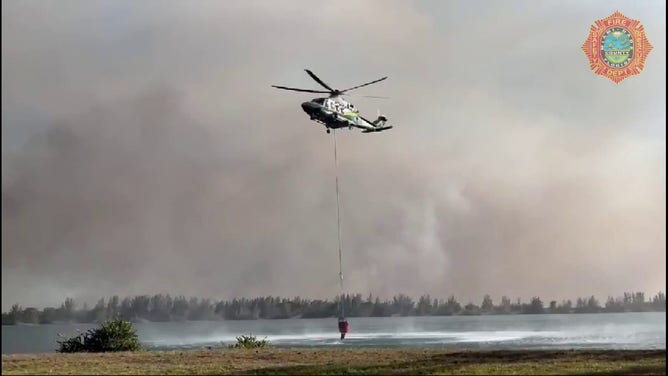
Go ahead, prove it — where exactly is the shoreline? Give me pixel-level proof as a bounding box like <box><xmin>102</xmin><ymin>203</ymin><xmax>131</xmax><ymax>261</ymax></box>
<box><xmin>3</xmin><ymin>310</ymin><xmax>666</xmax><ymax>326</ymax></box>
<box><xmin>2</xmin><ymin>348</ymin><xmax>666</xmax><ymax>375</ymax></box>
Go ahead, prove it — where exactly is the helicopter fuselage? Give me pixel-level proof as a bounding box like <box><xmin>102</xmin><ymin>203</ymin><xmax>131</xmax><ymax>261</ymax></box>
<box><xmin>301</xmin><ymin>97</ymin><xmax>360</xmax><ymax>130</ymax></box>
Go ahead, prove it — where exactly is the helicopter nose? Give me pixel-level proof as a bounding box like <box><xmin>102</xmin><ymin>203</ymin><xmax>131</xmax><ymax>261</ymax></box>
<box><xmin>301</xmin><ymin>102</ymin><xmax>316</xmax><ymax>113</ymax></box>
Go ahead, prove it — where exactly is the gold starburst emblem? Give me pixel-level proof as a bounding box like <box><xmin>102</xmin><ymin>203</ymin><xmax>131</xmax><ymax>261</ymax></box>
<box><xmin>582</xmin><ymin>11</ymin><xmax>653</xmax><ymax>83</ymax></box>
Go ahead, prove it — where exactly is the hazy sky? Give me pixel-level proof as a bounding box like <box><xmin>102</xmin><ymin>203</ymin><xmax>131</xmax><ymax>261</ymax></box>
<box><xmin>2</xmin><ymin>0</ymin><xmax>665</xmax><ymax>311</ymax></box>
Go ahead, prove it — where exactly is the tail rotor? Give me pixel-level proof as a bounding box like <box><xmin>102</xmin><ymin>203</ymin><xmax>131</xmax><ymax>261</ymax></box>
<box><xmin>374</xmin><ymin>109</ymin><xmax>388</xmax><ymax>126</ymax></box>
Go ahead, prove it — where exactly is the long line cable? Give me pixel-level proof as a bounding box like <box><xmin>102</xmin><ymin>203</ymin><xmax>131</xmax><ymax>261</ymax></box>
<box><xmin>333</xmin><ymin>129</ymin><xmax>344</xmax><ymax>318</ymax></box>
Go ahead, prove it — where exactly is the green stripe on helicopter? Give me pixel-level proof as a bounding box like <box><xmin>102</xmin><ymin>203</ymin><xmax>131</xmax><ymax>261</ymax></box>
<box><xmin>342</xmin><ymin>110</ymin><xmax>359</xmax><ymax>121</ymax></box>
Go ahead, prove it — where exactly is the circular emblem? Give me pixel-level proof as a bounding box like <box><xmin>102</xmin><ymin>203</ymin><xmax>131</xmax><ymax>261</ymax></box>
<box><xmin>600</xmin><ymin>27</ymin><xmax>634</xmax><ymax>68</ymax></box>
<box><xmin>582</xmin><ymin>11</ymin><xmax>652</xmax><ymax>83</ymax></box>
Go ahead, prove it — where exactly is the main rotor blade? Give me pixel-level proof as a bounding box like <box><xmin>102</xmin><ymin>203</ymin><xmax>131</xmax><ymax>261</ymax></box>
<box><xmin>304</xmin><ymin>69</ymin><xmax>335</xmax><ymax>92</ymax></box>
<box><xmin>344</xmin><ymin>94</ymin><xmax>390</xmax><ymax>99</ymax></box>
<box><xmin>271</xmin><ymin>85</ymin><xmax>330</xmax><ymax>93</ymax></box>
<box><xmin>341</xmin><ymin>76</ymin><xmax>387</xmax><ymax>93</ymax></box>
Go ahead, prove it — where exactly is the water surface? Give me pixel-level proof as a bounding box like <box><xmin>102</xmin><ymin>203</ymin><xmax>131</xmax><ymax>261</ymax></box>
<box><xmin>2</xmin><ymin>312</ymin><xmax>664</xmax><ymax>354</ymax></box>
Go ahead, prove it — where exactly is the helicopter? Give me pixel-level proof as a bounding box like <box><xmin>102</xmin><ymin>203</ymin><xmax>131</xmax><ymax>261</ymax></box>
<box><xmin>272</xmin><ymin>69</ymin><xmax>393</xmax><ymax>134</ymax></box>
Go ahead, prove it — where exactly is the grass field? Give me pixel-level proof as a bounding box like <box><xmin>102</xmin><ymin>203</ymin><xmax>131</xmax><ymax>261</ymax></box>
<box><xmin>2</xmin><ymin>348</ymin><xmax>665</xmax><ymax>375</ymax></box>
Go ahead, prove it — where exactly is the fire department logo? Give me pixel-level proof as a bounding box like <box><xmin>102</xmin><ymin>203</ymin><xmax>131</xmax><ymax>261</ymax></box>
<box><xmin>582</xmin><ymin>11</ymin><xmax>653</xmax><ymax>83</ymax></box>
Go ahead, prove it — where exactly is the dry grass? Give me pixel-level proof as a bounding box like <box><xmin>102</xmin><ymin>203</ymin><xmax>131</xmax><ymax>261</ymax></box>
<box><xmin>2</xmin><ymin>348</ymin><xmax>665</xmax><ymax>375</ymax></box>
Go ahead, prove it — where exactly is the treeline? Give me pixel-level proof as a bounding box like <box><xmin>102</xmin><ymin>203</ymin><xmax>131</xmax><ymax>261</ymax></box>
<box><xmin>2</xmin><ymin>291</ymin><xmax>665</xmax><ymax>325</ymax></box>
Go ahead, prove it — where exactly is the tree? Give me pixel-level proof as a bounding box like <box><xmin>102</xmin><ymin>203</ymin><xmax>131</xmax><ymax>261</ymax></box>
<box><xmin>436</xmin><ymin>295</ymin><xmax>461</xmax><ymax>316</ymax></box>
<box><xmin>370</xmin><ymin>297</ymin><xmax>392</xmax><ymax>317</ymax></box>
<box><xmin>392</xmin><ymin>294</ymin><xmax>414</xmax><ymax>316</ymax></box>
<box><xmin>357</xmin><ymin>294</ymin><xmax>374</xmax><ymax>317</ymax></box>
<box><xmin>62</xmin><ymin>298</ymin><xmax>76</xmax><ymax>320</ymax></box>
<box><xmin>523</xmin><ymin>297</ymin><xmax>544</xmax><ymax>314</ymax></box>
<box><xmin>4</xmin><ymin>290</ymin><xmax>666</xmax><ymax>324</ymax></box>
<box><xmin>481</xmin><ymin>294</ymin><xmax>494</xmax><ymax>314</ymax></box>
<box><xmin>605</xmin><ymin>296</ymin><xmax>624</xmax><ymax>313</ymax></box>
<box><xmin>171</xmin><ymin>296</ymin><xmax>189</xmax><ymax>320</ymax></box>
<box><xmin>632</xmin><ymin>292</ymin><xmax>645</xmax><ymax>311</ymax></box>
<box><xmin>189</xmin><ymin>298</ymin><xmax>214</xmax><ymax>320</ymax></box>
<box><xmin>40</xmin><ymin>307</ymin><xmax>58</xmax><ymax>324</ymax></box>
<box><xmin>586</xmin><ymin>296</ymin><xmax>600</xmax><ymax>313</ymax></box>
<box><xmin>462</xmin><ymin>302</ymin><xmax>480</xmax><ymax>315</ymax></box>
<box><xmin>651</xmin><ymin>292</ymin><xmax>666</xmax><ymax>311</ymax></box>
<box><xmin>88</xmin><ymin>298</ymin><xmax>108</xmax><ymax>323</ymax></box>
<box><xmin>130</xmin><ymin>295</ymin><xmax>151</xmax><ymax>320</ymax></box>
<box><xmin>497</xmin><ymin>296</ymin><xmax>511</xmax><ymax>314</ymax></box>
<box><xmin>119</xmin><ymin>297</ymin><xmax>134</xmax><ymax>320</ymax></box>
<box><xmin>278</xmin><ymin>298</ymin><xmax>295</xmax><ymax>319</ymax></box>
<box><xmin>149</xmin><ymin>294</ymin><xmax>172</xmax><ymax>322</ymax></box>
<box><xmin>557</xmin><ymin>300</ymin><xmax>572</xmax><ymax>314</ymax></box>
<box><xmin>107</xmin><ymin>296</ymin><xmax>119</xmax><ymax>318</ymax></box>
<box><xmin>7</xmin><ymin>304</ymin><xmax>21</xmax><ymax>324</ymax></box>
<box><xmin>416</xmin><ymin>295</ymin><xmax>432</xmax><ymax>316</ymax></box>
<box><xmin>350</xmin><ymin>294</ymin><xmax>364</xmax><ymax>317</ymax></box>
<box><xmin>22</xmin><ymin>307</ymin><xmax>40</xmax><ymax>324</ymax></box>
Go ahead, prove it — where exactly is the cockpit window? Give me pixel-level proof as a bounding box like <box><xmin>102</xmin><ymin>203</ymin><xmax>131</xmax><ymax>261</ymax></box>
<box><xmin>312</xmin><ymin>98</ymin><xmax>324</xmax><ymax>104</ymax></box>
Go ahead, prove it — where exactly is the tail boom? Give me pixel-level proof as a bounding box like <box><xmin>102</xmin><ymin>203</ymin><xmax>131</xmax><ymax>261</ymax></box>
<box><xmin>358</xmin><ymin>112</ymin><xmax>392</xmax><ymax>133</ymax></box>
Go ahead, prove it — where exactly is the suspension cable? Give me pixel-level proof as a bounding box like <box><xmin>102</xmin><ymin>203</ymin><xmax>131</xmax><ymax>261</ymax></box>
<box><xmin>333</xmin><ymin>130</ymin><xmax>344</xmax><ymax>318</ymax></box>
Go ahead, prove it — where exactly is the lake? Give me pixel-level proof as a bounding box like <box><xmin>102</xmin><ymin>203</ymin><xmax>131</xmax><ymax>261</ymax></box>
<box><xmin>2</xmin><ymin>312</ymin><xmax>665</xmax><ymax>354</ymax></box>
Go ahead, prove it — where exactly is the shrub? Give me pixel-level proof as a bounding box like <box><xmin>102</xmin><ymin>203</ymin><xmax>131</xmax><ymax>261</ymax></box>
<box><xmin>57</xmin><ymin>331</ymin><xmax>86</xmax><ymax>353</ymax></box>
<box><xmin>228</xmin><ymin>334</ymin><xmax>269</xmax><ymax>349</ymax></box>
<box><xmin>57</xmin><ymin>319</ymin><xmax>141</xmax><ymax>353</ymax></box>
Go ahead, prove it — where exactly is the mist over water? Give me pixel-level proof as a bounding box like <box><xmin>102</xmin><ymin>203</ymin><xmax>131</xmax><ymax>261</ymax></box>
<box><xmin>2</xmin><ymin>313</ymin><xmax>665</xmax><ymax>354</ymax></box>
<box><xmin>141</xmin><ymin>313</ymin><xmax>667</xmax><ymax>350</ymax></box>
